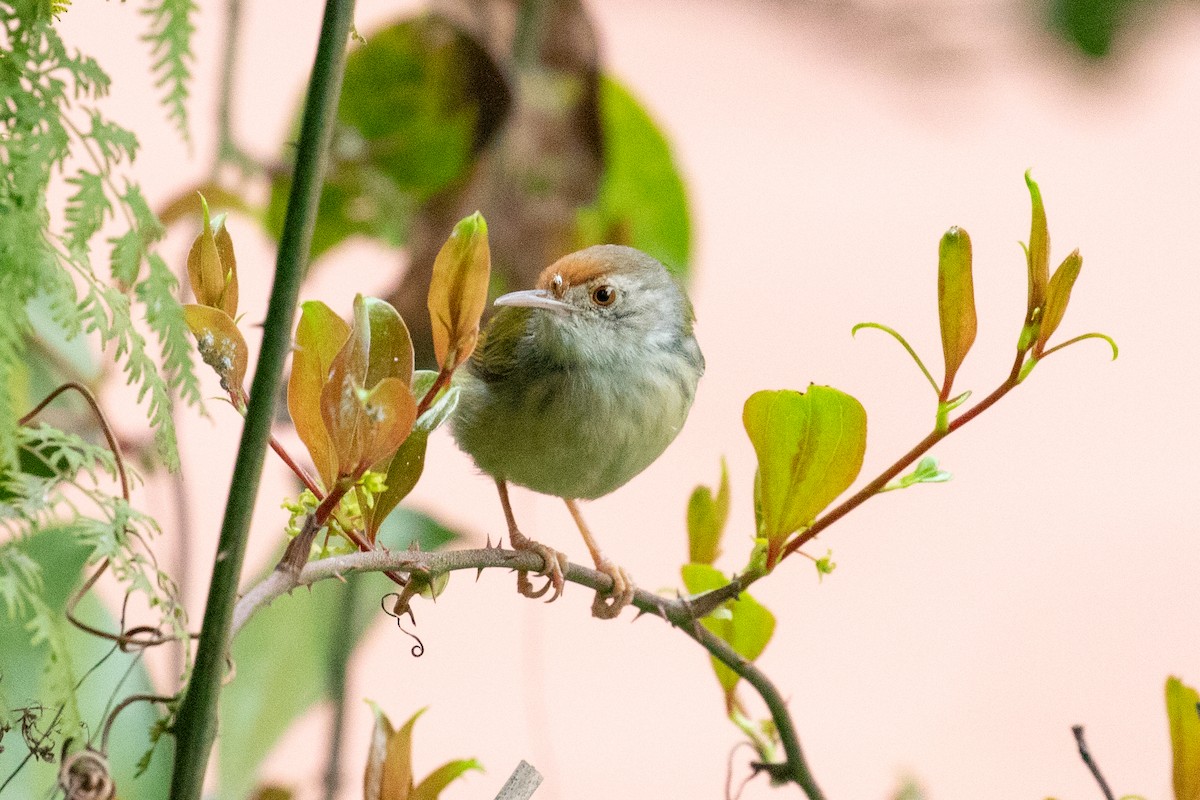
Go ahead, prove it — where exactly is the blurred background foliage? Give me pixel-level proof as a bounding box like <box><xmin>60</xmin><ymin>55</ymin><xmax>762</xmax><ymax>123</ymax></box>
<box><xmin>1</xmin><ymin>0</ymin><xmax>1187</xmax><ymax>795</ymax></box>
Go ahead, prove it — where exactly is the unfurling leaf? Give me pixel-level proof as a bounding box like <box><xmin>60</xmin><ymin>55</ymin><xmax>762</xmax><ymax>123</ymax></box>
<box><xmin>186</xmin><ymin>195</ymin><xmax>238</xmax><ymax>316</ymax></box>
<box><xmin>1025</xmin><ymin>170</ymin><xmax>1050</xmax><ymax>317</ymax></box>
<box><xmin>687</xmin><ymin>459</ymin><xmax>730</xmax><ymax>566</ymax></box>
<box><xmin>937</xmin><ymin>226</ymin><xmax>976</xmax><ymax>399</ymax></box>
<box><xmin>290</xmin><ymin>301</ymin><xmax>351</xmax><ymax>489</ymax></box>
<box><xmin>1035</xmin><ymin>250</ymin><xmax>1082</xmax><ymax>355</ymax></box>
<box><xmin>427</xmin><ymin>213</ymin><xmax>491</xmax><ymax>370</ymax></box>
<box><xmin>183</xmin><ymin>304</ymin><xmax>248</xmax><ymax>396</ymax></box>
<box><xmin>317</xmin><ymin>296</ymin><xmax>418</xmax><ymax>482</ymax></box>
<box><xmin>1167</xmin><ymin>676</ymin><xmax>1200</xmax><ymax>800</ymax></box>
<box><xmin>681</xmin><ymin>564</ymin><xmax>776</xmax><ymax>712</ymax></box>
<box><xmin>363</xmin><ymin>703</ymin><xmax>481</xmax><ymax>800</ymax></box>
<box><xmin>742</xmin><ymin>387</ymin><xmax>867</xmax><ymax>567</ymax></box>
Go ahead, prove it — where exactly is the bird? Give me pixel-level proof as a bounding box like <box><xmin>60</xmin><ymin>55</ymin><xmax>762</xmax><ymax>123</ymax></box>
<box><xmin>451</xmin><ymin>244</ymin><xmax>704</xmax><ymax>618</ymax></box>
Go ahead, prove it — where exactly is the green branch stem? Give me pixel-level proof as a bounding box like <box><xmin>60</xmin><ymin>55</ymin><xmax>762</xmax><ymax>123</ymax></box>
<box><xmin>168</xmin><ymin>1</ymin><xmax>356</xmax><ymax>796</ymax></box>
<box><xmin>229</xmin><ymin>547</ymin><xmax>824</xmax><ymax>800</ymax></box>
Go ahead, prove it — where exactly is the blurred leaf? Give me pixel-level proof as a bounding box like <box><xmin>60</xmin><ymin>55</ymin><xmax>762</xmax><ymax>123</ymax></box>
<box><xmin>265</xmin><ymin>15</ymin><xmax>509</xmax><ymax>260</ymax></box>
<box><xmin>681</xmin><ymin>564</ymin><xmax>775</xmax><ymax>711</ymax></box>
<box><xmin>411</xmin><ymin>758</ymin><xmax>484</xmax><ymax>800</ymax></box>
<box><xmin>289</xmin><ymin>301</ymin><xmax>351</xmax><ymax>489</ymax></box>
<box><xmin>374</xmin><ymin>508</ymin><xmax>460</xmax><ymax>553</ymax></box>
<box><xmin>1024</xmin><ymin>171</ymin><xmax>1050</xmax><ymax>316</ymax></box>
<box><xmin>0</xmin><ymin>530</ymin><xmax>170</xmax><ymax>798</ymax></box>
<box><xmin>575</xmin><ymin>75</ymin><xmax>691</xmax><ymax>273</ymax></box>
<box><xmin>891</xmin><ymin>776</ymin><xmax>928</xmax><ymax>800</ymax></box>
<box><xmin>363</xmin><ymin>704</ymin><xmax>479</xmax><ymax>800</ymax></box>
<box><xmin>218</xmin><ymin>568</ymin><xmax>393</xmax><ymax>799</ymax></box>
<box><xmin>1167</xmin><ymin>676</ymin><xmax>1200</xmax><ymax>800</ymax></box>
<box><xmin>742</xmin><ymin>387</ymin><xmax>867</xmax><ymax>566</ymax></box>
<box><xmin>937</xmin><ymin>226</ymin><xmax>976</xmax><ymax>397</ymax></box>
<box><xmin>687</xmin><ymin>459</ymin><xmax>729</xmax><ymax>565</ymax></box>
<box><xmin>1036</xmin><ymin>250</ymin><xmax>1082</xmax><ymax>355</ymax></box>
<box><xmin>248</xmin><ymin>787</ymin><xmax>294</xmax><ymax>800</ymax></box>
<box><xmin>427</xmin><ymin>213</ymin><xmax>491</xmax><ymax>370</ymax></box>
<box><xmin>183</xmin><ymin>304</ymin><xmax>248</xmax><ymax>394</ymax></box>
<box><xmin>1048</xmin><ymin>0</ymin><xmax>1135</xmax><ymax>58</ymax></box>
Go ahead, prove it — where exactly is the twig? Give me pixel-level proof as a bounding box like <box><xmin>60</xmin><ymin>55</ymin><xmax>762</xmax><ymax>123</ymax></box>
<box><xmin>167</xmin><ymin>1</ymin><xmax>357</xmax><ymax>796</ymax></box>
<box><xmin>494</xmin><ymin>760</ymin><xmax>543</xmax><ymax>800</ymax></box>
<box><xmin>1072</xmin><ymin>725</ymin><xmax>1116</xmax><ymax>800</ymax></box>
<box><xmin>230</xmin><ymin>546</ymin><xmax>826</xmax><ymax>800</ymax></box>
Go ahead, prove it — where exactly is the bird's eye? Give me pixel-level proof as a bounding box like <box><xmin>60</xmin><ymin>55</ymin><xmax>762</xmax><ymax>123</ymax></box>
<box><xmin>590</xmin><ymin>285</ymin><xmax>617</xmax><ymax>306</ymax></box>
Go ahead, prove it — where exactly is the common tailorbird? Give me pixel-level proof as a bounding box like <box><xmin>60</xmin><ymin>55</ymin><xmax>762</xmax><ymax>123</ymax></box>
<box><xmin>452</xmin><ymin>244</ymin><xmax>705</xmax><ymax>618</ymax></box>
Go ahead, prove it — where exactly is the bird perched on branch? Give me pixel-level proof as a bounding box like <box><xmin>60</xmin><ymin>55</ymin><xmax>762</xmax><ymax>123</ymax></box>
<box><xmin>452</xmin><ymin>244</ymin><xmax>704</xmax><ymax>618</ymax></box>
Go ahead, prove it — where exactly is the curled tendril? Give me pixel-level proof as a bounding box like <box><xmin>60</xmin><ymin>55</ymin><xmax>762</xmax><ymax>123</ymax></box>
<box><xmin>380</xmin><ymin>592</ymin><xmax>425</xmax><ymax>657</ymax></box>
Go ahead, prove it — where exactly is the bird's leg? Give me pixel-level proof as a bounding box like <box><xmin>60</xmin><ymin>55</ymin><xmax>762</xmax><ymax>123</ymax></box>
<box><xmin>564</xmin><ymin>498</ymin><xmax>635</xmax><ymax>619</ymax></box>
<box><xmin>495</xmin><ymin>478</ymin><xmax>567</xmax><ymax>602</ymax></box>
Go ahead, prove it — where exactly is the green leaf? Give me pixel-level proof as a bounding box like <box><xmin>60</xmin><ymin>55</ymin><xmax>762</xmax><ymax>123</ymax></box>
<box><xmin>1167</xmin><ymin>676</ymin><xmax>1200</xmax><ymax>800</ymax></box>
<box><xmin>0</xmin><ymin>529</ymin><xmax>171</xmax><ymax>799</ymax></box>
<box><xmin>575</xmin><ymin>76</ymin><xmax>691</xmax><ymax>274</ymax></box>
<box><xmin>687</xmin><ymin>459</ymin><xmax>730</xmax><ymax>565</ymax></box>
<box><xmin>681</xmin><ymin>564</ymin><xmax>775</xmax><ymax>711</ymax></box>
<box><xmin>289</xmin><ymin>300</ymin><xmax>351</xmax><ymax>489</ymax></box>
<box><xmin>411</xmin><ymin>758</ymin><xmax>484</xmax><ymax>800</ymax></box>
<box><xmin>742</xmin><ymin>387</ymin><xmax>868</xmax><ymax>566</ymax></box>
<box><xmin>218</xmin><ymin>568</ymin><xmax>393</xmax><ymax>800</ymax></box>
<box><xmin>937</xmin><ymin>226</ymin><xmax>976</xmax><ymax>398</ymax></box>
<box><xmin>374</xmin><ymin>507</ymin><xmax>461</xmax><ymax>553</ymax></box>
<box><xmin>364</xmin><ymin>297</ymin><xmax>414</xmax><ymax>391</ymax></box>
<box><xmin>1036</xmin><ymin>250</ymin><xmax>1082</xmax><ymax>355</ymax></box>
<box><xmin>1025</xmin><ymin>170</ymin><xmax>1050</xmax><ymax>316</ymax></box>
<box><xmin>64</xmin><ymin>169</ymin><xmax>110</xmax><ymax>258</ymax></box>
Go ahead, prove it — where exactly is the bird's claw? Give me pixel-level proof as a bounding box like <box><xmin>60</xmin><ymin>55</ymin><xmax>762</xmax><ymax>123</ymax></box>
<box><xmin>510</xmin><ymin>532</ymin><xmax>567</xmax><ymax>603</ymax></box>
<box><xmin>591</xmin><ymin>559</ymin><xmax>635</xmax><ymax>620</ymax></box>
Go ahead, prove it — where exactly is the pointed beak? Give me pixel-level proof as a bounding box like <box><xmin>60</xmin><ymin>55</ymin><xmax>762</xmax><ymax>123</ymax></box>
<box><xmin>493</xmin><ymin>289</ymin><xmax>574</xmax><ymax>315</ymax></box>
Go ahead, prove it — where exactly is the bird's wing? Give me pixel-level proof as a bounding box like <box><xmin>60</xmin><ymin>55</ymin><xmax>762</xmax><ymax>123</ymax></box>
<box><xmin>466</xmin><ymin>305</ymin><xmax>533</xmax><ymax>385</ymax></box>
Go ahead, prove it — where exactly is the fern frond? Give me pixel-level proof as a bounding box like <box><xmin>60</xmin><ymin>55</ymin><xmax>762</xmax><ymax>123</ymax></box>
<box><xmin>141</xmin><ymin>0</ymin><xmax>196</xmax><ymax>141</ymax></box>
<box><xmin>139</xmin><ymin>252</ymin><xmax>204</xmax><ymax>410</ymax></box>
<box><xmin>64</xmin><ymin>168</ymin><xmax>111</xmax><ymax>258</ymax></box>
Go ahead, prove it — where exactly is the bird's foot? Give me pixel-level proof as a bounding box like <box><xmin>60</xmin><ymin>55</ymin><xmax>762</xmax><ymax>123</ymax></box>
<box><xmin>510</xmin><ymin>530</ymin><xmax>568</xmax><ymax>603</ymax></box>
<box><xmin>591</xmin><ymin>559</ymin><xmax>635</xmax><ymax>620</ymax></box>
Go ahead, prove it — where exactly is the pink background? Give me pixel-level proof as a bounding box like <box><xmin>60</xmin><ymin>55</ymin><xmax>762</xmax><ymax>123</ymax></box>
<box><xmin>57</xmin><ymin>0</ymin><xmax>1200</xmax><ymax>798</ymax></box>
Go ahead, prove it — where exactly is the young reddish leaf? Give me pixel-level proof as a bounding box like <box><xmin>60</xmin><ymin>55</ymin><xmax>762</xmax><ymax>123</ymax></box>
<box><xmin>743</xmin><ymin>387</ymin><xmax>867</xmax><ymax>565</ymax></box>
<box><xmin>357</xmin><ymin>377</ymin><xmax>418</xmax><ymax>475</ymax></box>
<box><xmin>1035</xmin><ymin>250</ymin><xmax>1082</xmax><ymax>355</ymax></box>
<box><xmin>183</xmin><ymin>304</ymin><xmax>248</xmax><ymax>395</ymax></box>
<box><xmin>687</xmin><ymin>459</ymin><xmax>730</xmax><ymax>566</ymax></box>
<box><xmin>937</xmin><ymin>226</ymin><xmax>976</xmax><ymax>399</ymax></box>
<box><xmin>289</xmin><ymin>301</ymin><xmax>351</xmax><ymax>489</ymax></box>
<box><xmin>366</xmin><ymin>385</ymin><xmax>459</xmax><ymax>539</ymax></box>
<box><xmin>186</xmin><ymin>195</ymin><xmax>228</xmax><ymax>309</ymax></box>
<box><xmin>427</xmin><ymin>212</ymin><xmax>491</xmax><ymax>370</ymax></box>
<box><xmin>320</xmin><ymin>299</ymin><xmax>372</xmax><ymax>480</ymax></box>
<box><xmin>1025</xmin><ymin>171</ymin><xmax>1050</xmax><ymax>315</ymax></box>
<box><xmin>409</xmin><ymin>759</ymin><xmax>484</xmax><ymax>800</ymax></box>
<box><xmin>681</xmin><ymin>563</ymin><xmax>776</xmax><ymax>712</ymax></box>
<box><xmin>364</xmin><ymin>297</ymin><xmax>414</xmax><ymax>390</ymax></box>
<box><xmin>214</xmin><ymin>220</ymin><xmax>239</xmax><ymax>318</ymax></box>
<box><xmin>1167</xmin><ymin>676</ymin><xmax>1200</xmax><ymax>800</ymax></box>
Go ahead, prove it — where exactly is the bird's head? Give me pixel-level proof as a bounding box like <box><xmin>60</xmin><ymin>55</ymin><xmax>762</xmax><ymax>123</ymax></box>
<box><xmin>493</xmin><ymin>244</ymin><xmax>696</xmax><ymax>367</ymax></box>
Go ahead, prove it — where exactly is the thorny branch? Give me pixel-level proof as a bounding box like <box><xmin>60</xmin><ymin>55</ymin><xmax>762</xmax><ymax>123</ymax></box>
<box><xmin>231</xmin><ymin>546</ymin><xmax>826</xmax><ymax>800</ymax></box>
